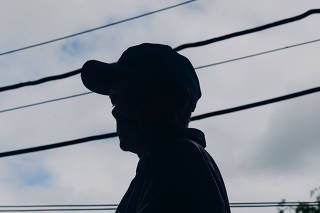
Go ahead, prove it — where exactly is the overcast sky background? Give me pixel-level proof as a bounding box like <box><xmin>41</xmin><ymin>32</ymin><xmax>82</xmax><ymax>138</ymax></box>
<box><xmin>0</xmin><ymin>0</ymin><xmax>320</xmax><ymax>212</ymax></box>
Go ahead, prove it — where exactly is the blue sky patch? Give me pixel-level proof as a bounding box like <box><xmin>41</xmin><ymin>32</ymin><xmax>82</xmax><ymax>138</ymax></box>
<box><xmin>21</xmin><ymin>168</ymin><xmax>51</xmax><ymax>187</ymax></box>
<box><xmin>61</xmin><ymin>40</ymin><xmax>85</xmax><ymax>56</ymax></box>
<box><xmin>5</xmin><ymin>166</ymin><xmax>52</xmax><ymax>188</ymax></box>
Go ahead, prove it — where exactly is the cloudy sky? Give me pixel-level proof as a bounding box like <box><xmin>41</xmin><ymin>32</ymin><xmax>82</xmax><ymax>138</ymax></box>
<box><xmin>0</xmin><ymin>0</ymin><xmax>320</xmax><ymax>212</ymax></box>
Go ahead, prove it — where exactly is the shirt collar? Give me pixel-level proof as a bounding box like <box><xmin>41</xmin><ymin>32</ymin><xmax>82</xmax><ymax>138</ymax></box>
<box><xmin>179</xmin><ymin>128</ymin><xmax>206</xmax><ymax>148</ymax></box>
<box><xmin>149</xmin><ymin>127</ymin><xmax>206</xmax><ymax>148</ymax></box>
<box><xmin>139</xmin><ymin>127</ymin><xmax>207</xmax><ymax>159</ymax></box>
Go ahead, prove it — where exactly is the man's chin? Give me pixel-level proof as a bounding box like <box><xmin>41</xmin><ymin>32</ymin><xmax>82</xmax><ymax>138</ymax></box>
<box><xmin>118</xmin><ymin>133</ymin><xmax>143</xmax><ymax>154</ymax></box>
<box><xmin>119</xmin><ymin>143</ymin><xmax>130</xmax><ymax>151</ymax></box>
<box><xmin>119</xmin><ymin>137</ymin><xmax>138</xmax><ymax>153</ymax></box>
<box><xmin>119</xmin><ymin>143</ymin><xmax>138</xmax><ymax>153</ymax></box>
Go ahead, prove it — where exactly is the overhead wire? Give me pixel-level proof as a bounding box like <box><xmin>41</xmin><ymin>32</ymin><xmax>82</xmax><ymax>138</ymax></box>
<box><xmin>0</xmin><ymin>0</ymin><xmax>196</xmax><ymax>57</ymax></box>
<box><xmin>232</xmin><ymin>201</ymin><xmax>320</xmax><ymax>205</ymax></box>
<box><xmin>0</xmin><ymin>132</ymin><xmax>118</xmax><ymax>158</ymax></box>
<box><xmin>0</xmin><ymin>86</ymin><xmax>319</xmax><ymax>158</ymax></box>
<box><xmin>0</xmin><ymin>69</ymin><xmax>81</xmax><ymax>93</ymax></box>
<box><xmin>0</xmin><ymin>205</ymin><xmax>118</xmax><ymax>208</ymax></box>
<box><xmin>193</xmin><ymin>37</ymin><xmax>320</xmax><ymax>69</ymax></box>
<box><xmin>174</xmin><ymin>8</ymin><xmax>320</xmax><ymax>51</ymax></box>
<box><xmin>190</xmin><ymin>86</ymin><xmax>320</xmax><ymax>121</ymax></box>
<box><xmin>0</xmin><ymin>92</ymin><xmax>92</xmax><ymax>114</ymax></box>
<box><xmin>1</xmin><ymin>37</ymin><xmax>319</xmax><ymax>114</ymax></box>
<box><xmin>0</xmin><ymin>208</ymin><xmax>117</xmax><ymax>212</ymax></box>
<box><xmin>0</xmin><ymin>202</ymin><xmax>318</xmax><ymax>212</ymax></box>
<box><xmin>0</xmin><ymin>8</ymin><xmax>319</xmax><ymax>93</ymax></box>
<box><xmin>230</xmin><ymin>201</ymin><xmax>320</xmax><ymax>207</ymax></box>
<box><xmin>0</xmin><ymin>201</ymin><xmax>318</xmax><ymax>208</ymax></box>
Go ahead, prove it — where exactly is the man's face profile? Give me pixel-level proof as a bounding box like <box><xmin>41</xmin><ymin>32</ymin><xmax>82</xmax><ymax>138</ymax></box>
<box><xmin>110</xmin><ymin>82</ymin><xmax>145</xmax><ymax>154</ymax></box>
<box><xmin>109</xmin><ymin>78</ymin><xmax>192</xmax><ymax>155</ymax></box>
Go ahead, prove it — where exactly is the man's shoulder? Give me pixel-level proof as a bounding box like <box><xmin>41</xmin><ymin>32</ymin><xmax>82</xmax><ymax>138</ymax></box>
<box><xmin>146</xmin><ymin>138</ymin><xmax>212</xmax><ymax>172</ymax></box>
<box><xmin>170</xmin><ymin>137</ymin><xmax>209</xmax><ymax>159</ymax></box>
<box><xmin>149</xmin><ymin>137</ymin><xmax>200</xmax><ymax>156</ymax></box>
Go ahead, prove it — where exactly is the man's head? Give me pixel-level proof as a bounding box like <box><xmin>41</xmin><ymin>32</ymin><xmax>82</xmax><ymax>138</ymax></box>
<box><xmin>108</xmin><ymin>79</ymin><xmax>193</xmax><ymax>154</ymax></box>
<box><xmin>81</xmin><ymin>43</ymin><xmax>201</xmax><ymax>155</ymax></box>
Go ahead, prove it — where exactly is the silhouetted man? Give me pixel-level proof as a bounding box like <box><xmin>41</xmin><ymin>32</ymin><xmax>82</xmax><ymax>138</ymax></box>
<box><xmin>81</xmin><ymin>43</ymin><xmax>231</xmax><ymax>213</ymax></box>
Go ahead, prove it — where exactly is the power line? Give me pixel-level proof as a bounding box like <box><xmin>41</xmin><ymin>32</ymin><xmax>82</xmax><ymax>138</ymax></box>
<box><xmin>231</xmin><ymin>204</ymin><xmax>318</xmax><ymax>208</ymax></box>
<box><xmin>0</xmin><ymin>92</ymin><xmax>92</xmax><ymax>114</ymax></box>
<box><xmin>0</xmin><ymin>132</ymin><xmax>118</xmax><ymax>158</ymax></box>
<box><xmin>0</xmin><ymin>205</ymin><xmax>118</xmax><ymax>208</ymax></box>
<box><xmin>0</xmin><ymin>208</ymin><xmax>117</xmax><ymax>212</ymax></box>
<box><xmin>0</xmin><ymin>202</ymin><xmax>318</xmax><ymax>212</ymax></box>
<box><xmin>174</xmin><ymin>8</ymin><xmax>320</xmax><ymax>51</ymax></box>
<box><xmin>0</xmin><ymin>86</ymin><xmax>319</xmax><ymax>158</ymax></box>
<box><xmin>0</xmin><ymin>69</ymin><xmax>81</xmax><ymax>93</ymax></box>
<box><xmin>0</xmin><ymin>202</ymin><xmax>318</xmax><ymax>208</ymax></box>
<box><xmin>232</xmin><ymin>201</ymin><xmax>319</xmax><ymax>205</ymax></box>
<box><xmin>0</xmin><ymin>0</ymin><xmax>195</xmax><ymax>57</ymax></box>
<box><xmin>194</xmin><ymin>37</ymin><xmax>320</xmax><ymax>70</ymax></box>
<box><xmin>1</xmin><ymin>8</ymin><xmax>319</xmax><ymax>93</ymax></box>
<box><xmin>1</xmin><ymin>37</ymin><xmax>319</xmax><ymax>114</ymax></box>
<box><xmin>190</xmin><ymin>86</ymin><xmax>320</xmax><ymax>121</ymax></box>
<box><xmin>231</xmin><ymin>201</ymin><xmax>320</xmax><ymax>208</ymax></box>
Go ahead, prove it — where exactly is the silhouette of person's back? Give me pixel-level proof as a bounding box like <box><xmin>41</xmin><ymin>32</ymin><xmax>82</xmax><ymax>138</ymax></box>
<box><xmin>81</xmin><ymin>43</ymin><xmax>231</xmax><ymax>213</ymax></box>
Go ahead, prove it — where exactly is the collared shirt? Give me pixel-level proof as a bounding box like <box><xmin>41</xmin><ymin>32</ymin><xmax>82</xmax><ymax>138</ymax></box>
<box><xmin>116</xmin><ymin>128</ymin><xmax>231</xmax><ymax>213</ymax></box>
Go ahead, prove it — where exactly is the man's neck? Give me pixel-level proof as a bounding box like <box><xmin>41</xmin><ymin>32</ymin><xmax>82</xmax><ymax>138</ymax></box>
<box><xmin>136</xmin><ymin>126</ymin><xmax>187</xmax><ymax>158</ymax></box>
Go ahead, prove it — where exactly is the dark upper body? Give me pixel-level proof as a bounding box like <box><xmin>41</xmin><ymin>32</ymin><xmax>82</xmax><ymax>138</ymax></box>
<box><xmin>116</xmin><ymin>128</ymin><xmax>231</xmax><ymax>213</ymax></box>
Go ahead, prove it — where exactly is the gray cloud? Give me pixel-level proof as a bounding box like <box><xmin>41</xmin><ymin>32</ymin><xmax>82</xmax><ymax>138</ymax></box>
<box><xmin>248</xmin><ymin>94</ymin><xmax>320</xmax><ymax>174</ymax></box>
<box><xmin>1</xmin><ymin>1</ymin><xmax>320</xmax><ymax>213</ymax></box>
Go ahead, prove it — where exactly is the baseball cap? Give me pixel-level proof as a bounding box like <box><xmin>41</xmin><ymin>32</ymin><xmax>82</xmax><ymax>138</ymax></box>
<box><xmin>81</xmin><ymin>43</ymin><xmax>201</xmax><ymax>111</ymax></box>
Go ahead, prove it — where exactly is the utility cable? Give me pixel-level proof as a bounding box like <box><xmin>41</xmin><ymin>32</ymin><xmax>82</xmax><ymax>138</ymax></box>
<box><xmin>0</xmin><ymin>86</ymin><xmax>319</xmax><ymax>158</ymax></box>
<box><xmin>0</xmin><ymin>69</ymin><xmax>81</xmax><ymax>93</ymax></box>
<box><xmin>0</xmin><ymin>36</ymin><xmax>319</xmax><ymax>108</ymax></box>
<box><xmin>231</xmin><ymin>201</ymin><xmax>320</xmax><ymax>208</ymax></box>
<box><xmin>232</xmin><ymin>201</ymin><xmax>320</xmax><ymax>205</ymax></box>
<box><xmin>0</xmin><ymin>208</ymin><xmax>117</xmax><ymax>212</ymax></box>
<box><xmin>194</xmin><ymin>37</ymin><xmax>320</xmax><ymax>70</ymax></box>
<box><xmin>231</xmin><ymin>205</ymin><xmax>319</xmax><ymax>208</ymax></box>
<box><xmin>0</xmin><ymin>0</ymin><xmax>195</xmax><ymax>57</ymax></box>
<box><xmin>0</xmin><ymin>205</ymin><xmax>118</xmax><ymax>208</ymax></box>
<box><xmin>0</xmin><ymin>34</ymin><xmax>320</xmax><ymax>101</ymax></box>
<box><xmin>190</xmin><ymin>86</ymin><xmax>320</xmax><ymax>121</ymax></box>
<box><xmin>0</xmin><ymin>132</ymin><xmax>118</xmax><ymax>158</ymax></box>
<box><xmin>0</xmin><ymin>202</ymin><xmax>318</xmax><ymax>208</ymax></box>
<box><xmin>0</xmin><ymin>92</ymin><xmax>92</xmax><ymax>114</ymax></box>
<box><xmin>0</xmin><ymin>9</ymin><xmax>319</xmax><ymax>93</ymax></box>
<box><xmin>174</xmin><ymin>8</ymin><xmax>320</xmax><ymax>51</ymax></box>
<box><xmin>0</xmin><ymin>202</ymin><xmax>318</xmax><ymax>212</ymax></box>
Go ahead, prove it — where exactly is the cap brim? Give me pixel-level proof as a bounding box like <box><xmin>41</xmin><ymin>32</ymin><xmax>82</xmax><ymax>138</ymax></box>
<box><xmin>81</xmin><ymin>60</ymin><xmax>119</xmax><ymax>95</ymax></box>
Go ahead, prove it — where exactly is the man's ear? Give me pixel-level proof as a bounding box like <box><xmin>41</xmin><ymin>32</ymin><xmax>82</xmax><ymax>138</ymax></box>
<box><xmin>139</xmin><ymin>94</ymin><xmax>179</xmax><ymax>125</ymax></box>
